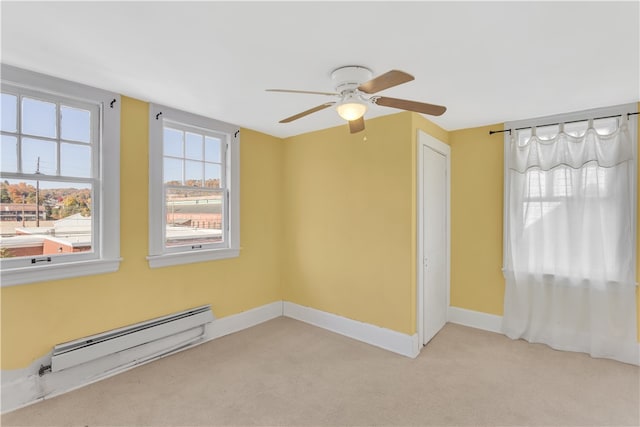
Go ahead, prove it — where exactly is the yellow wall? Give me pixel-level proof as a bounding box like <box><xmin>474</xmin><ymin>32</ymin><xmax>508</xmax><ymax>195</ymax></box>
<box><xmin>0</xmin><ymin>97</ymin><xmax>284</xmax><ymax>370</ymax></box>
<box><xmin>281</xmin><ymin>112</ymin><xmax>449</xmax><ymax>336</ymax></box>
<box><xmin>449</xmin><ymin>124</ymin><xmax>505</xmax><ymax>315</ymax></box>
<box><xmin>282</xmin><ymin>113</ymin><xmax>415</xmax><ymax>334</ymax></box>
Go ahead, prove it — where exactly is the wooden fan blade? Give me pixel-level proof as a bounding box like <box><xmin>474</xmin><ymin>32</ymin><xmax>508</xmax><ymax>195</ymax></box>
<box><xmin>349</xmin><ymin>117</ymin><xmax>365</xmax><ymax>134</ymax></box>
<box><xmin>357</xmin><ymin>70</ymin><xmax>414</xmax><ymax>94</ymax></box>
<box><xmin>267</xmin><ymin>89</ymin><xmax>339</xmax><ymax>96</ymax></box>
<box><xmin>373</xmin><ymin>96</ymin><xmax>446</xmax><ymax>116</ymax></box>
<box><xmin>279</xmin><ymin>102</ymin><xmax>335</xmax><ymax>123</ymax></box>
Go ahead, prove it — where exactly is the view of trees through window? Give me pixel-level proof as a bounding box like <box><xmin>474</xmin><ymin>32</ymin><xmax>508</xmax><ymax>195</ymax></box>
<box><xmin>1</xmin><ymin>181</ymin><xmax>91</xmax><ymax>219</ymax></box>
<box><xmin>0</xmin><ymin>180</ymin><xmax>93</xmax><ymax>258</ymax></box>
<box><xmin>1</xmin><ymin>89</ymin><xmax>96</xmax><ymax>259</ymax></box>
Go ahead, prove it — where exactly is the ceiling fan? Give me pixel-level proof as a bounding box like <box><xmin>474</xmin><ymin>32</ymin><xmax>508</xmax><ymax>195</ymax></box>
<box><xmin>267</xmin><ymin>66</ymin><xmax>446</xmax><ymax>134</ymax></box>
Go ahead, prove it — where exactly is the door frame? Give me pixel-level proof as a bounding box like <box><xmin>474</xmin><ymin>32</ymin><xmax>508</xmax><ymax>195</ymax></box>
<box><xmin>416</xmin><ymin>130</ymin><xmax>451</xmax><ymax>347</ymax></box>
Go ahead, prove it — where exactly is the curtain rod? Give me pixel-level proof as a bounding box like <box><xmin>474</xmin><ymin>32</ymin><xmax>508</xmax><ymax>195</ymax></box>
<box><xmin>489</xmin><ymin>111</ymin><xmax>639</xmax><ymax>135</ymax></box>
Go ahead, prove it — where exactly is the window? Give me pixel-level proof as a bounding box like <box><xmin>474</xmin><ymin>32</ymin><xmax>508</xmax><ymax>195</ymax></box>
<box><xmin>505</xmin><ymin>107</ymin><xmax>637</xmax><ymax>279</ymax></box>
<box><xmin>0</xmin><ymin>65</ymin><xmax>120</xmax><ymax>286</ymax></box>
<box><xmin>502</xmin><ymin>104</ymin><xmax>638</xmax><ymax>362</ymax></box>
<box><xmin>513</xmin><ymin>116</ymin><xmax>626</xmax><ymax>228</ymax></box>
<box><xmin>515</xmin><ymin>116</ymin><xmax>623</xmax><ymax>233</ymax></box>
<box><xmin>148</xmin><ymin>104</ymin><xmax>239</xmax><ymax>268</ymax></box>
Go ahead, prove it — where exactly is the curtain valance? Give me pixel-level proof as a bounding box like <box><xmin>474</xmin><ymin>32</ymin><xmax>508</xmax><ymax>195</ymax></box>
<box><xmin>509</xmin><ymin>122</ymin><xmax>633</xmax><ymax>172</ymax></box>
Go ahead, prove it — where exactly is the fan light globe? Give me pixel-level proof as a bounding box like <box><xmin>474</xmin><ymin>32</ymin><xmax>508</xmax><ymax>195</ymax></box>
<box><xmin>336</xmin><ymin>102</ymin><xmax>367</xmax><ymax>121</ymax></box>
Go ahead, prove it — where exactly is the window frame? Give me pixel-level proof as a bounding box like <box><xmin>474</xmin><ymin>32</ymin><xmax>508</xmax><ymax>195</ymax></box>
<box><xmin>503</xmin><ymin>103</ymin><xmax>638</xmax><ymax>279</ymax></box>
<box><xmin>147</xmin><ymin>103</ymin><xmax>240</xmax><ymax>268</ymax></box>
<box><xmin>0</xmin><ymin>64</ymin><xmax>121</xmax><ymax>286</ymax></box>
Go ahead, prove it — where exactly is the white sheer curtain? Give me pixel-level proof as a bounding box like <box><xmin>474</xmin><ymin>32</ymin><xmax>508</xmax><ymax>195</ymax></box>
<box><xmin>503</xmin><ymin>112</ymin><xmax>638</xmax><ymax>365</ymax></box>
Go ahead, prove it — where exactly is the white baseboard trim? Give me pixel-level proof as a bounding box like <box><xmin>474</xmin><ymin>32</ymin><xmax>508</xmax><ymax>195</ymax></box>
<box><xmin>205</xmin><ymin>301</ymin><xmax>283</xmax><ymax>341</ymax></box>
<box><xmin>447</xmin><ymin>306</ymin><xmax>503</xmax><ymax>334</ymax></box>
<box><xmin>1</xmin><ymin>300</ymin><xmax>283</xmax><ymax>415</ymax></box>
<box><xmin>283</xmin><ymin>302</ymin><xmax>419</xmax><ymax>358</ymax></box>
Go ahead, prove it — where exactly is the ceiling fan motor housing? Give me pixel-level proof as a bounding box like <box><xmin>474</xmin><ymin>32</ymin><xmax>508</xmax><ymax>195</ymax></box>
<box><xmin>331</xmin><ymin>66</ymin><xmax>372</xmax><ymax>94</ymax></box>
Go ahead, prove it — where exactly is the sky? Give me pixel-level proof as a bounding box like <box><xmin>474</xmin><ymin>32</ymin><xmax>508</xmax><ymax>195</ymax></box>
<box><xmin>1</xmin><ymin>92</ymin><xmax>92</xmax><ymax>190</ymax></box>
<box><xmin>2</xmin><ymin>92</ymin><xmax>226</xmax><ymax>190</ymax></box>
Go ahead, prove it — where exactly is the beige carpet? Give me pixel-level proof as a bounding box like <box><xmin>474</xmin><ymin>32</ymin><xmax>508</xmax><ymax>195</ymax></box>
<box><xmin>2</xmin><ymin>317</ymin><xmax>639</xmax><ymax>426</ymax></box>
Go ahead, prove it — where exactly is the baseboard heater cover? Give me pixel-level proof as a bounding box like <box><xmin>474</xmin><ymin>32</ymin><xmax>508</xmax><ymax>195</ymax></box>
<box><xmin>51</xmin><ymin>305</ymin><xmax>214</xmax><ymax>372</ymax></box>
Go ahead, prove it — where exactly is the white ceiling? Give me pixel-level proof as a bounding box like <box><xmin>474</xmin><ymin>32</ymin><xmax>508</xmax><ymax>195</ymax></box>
<box><xmin>2</xmin><ymin>1</ymin><xmax>638</xmax><ymax>138</ymax></box>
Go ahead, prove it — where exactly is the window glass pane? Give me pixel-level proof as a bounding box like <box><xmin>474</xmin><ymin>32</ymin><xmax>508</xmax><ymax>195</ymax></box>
<box><xmin>165</xmin><ymin>188</ymin><xmax>223</xmax><ymax>247</ymax></box>
<box><xmin>552</xmin><ymin>167</ymin><xmax>572</xmax><ymax>197</ymax></box>
<box><xmin>205</xmin><ymin>163</ymin><xmax>221</xmax><ymax>188</ymax></box>
<box><xmin>0</xmin><ymin>179</ymin><xmax>93</xmax><ymax>257</ymax></box>
<box><xmin>185</xmin><ymin>132</ymin><xmax>203</xmax><ymax>160</ymax></box>
<box><xmin>22</xmin><ymin>97</ymin><xmax>57</xmax><ymax>138</ymax></box>
<box><xmin>61</xmin><ymin>143</ymin><xmax>91</xmax><ymax>178</ymax></box>
<box><xmin>1</xmin><ymin>93</ymin><xmax>17</xmax><ymax>132</ymax></box>
<box><xmin>1</xmin><ymin>135</ymin><xmax>18</xmax><ymax>172</ymax></box>
<box><xmin>22</xmin><ymin>138</ymin><xmax>56</xmax><ymax>175</ymax></box>
<box><xmin>205</xmin><ymin>136</ymin><xmax>221</xmax><ymax>162</ymax></box>
<box><xmin>526</xmin><ymin>170</ymin><xmax>546</xmax><ymax>197</ymax></box>
<box><xmin>582</xmin><ymin>164</ymin><xmax>607</xmax><ymax>196</ymax></box>
<box><xmin>61</xmin><ymin>105</ymin><xmax>91</xmax><ymax>143</ymax></box>
<box><xmin>523</xmin><ymin>201</ymin><xmax>561</xmax><ymax>229</ymax></box>
<box><xmin>185</xmin><ymin>160</ymin><xmax>203</xmax><ymax>186</ymax></box>
<box><xmin>164</xmin><ymin>157</ymin><xmax>182</xmax><ymax>185</ymax></box>
<box><xmin>163</xmin><ymin>128</ymin><xmax>183</xmax><ymax>157</ymax></box>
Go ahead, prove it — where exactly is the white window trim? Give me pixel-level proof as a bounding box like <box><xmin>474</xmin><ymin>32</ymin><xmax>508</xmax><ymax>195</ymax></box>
<box><xmin>0</xmin><ymin>64</ymin><xmax>121</xmax><ymax>286</ymax></box>
<box><xmin>502</xmin><ymin>102</ymin><xmax>638</xmax><ymax>277</ymax></box>
<box><xmin>147</xmin><ymin>103</ymin><xmax>240</xmax><ymax>268</ymax></box>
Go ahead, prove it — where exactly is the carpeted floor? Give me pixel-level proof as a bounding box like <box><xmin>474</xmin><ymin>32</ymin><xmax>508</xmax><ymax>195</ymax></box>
<box><xmin>2</xmin><ymin>317</ymin><xmax>639</xmax><ymax>426</ymax></box>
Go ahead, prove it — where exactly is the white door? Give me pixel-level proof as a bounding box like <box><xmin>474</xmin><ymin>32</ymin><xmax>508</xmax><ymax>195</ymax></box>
<box><xmin>421</xmin><ymin>142</ymin><xmax>448</xmax><ymax>345</ymax></box>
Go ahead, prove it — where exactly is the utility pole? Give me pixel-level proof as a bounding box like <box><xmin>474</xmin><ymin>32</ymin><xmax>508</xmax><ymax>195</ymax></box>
<box><xmin>35</xmin><ymin>157</ymin><xmax>41</xmax><ymax>227</ymax></box>
<box><xmin>21</xmin><ymin>194</ymin><xmax>26</xmax><ymax>227</ymax></box>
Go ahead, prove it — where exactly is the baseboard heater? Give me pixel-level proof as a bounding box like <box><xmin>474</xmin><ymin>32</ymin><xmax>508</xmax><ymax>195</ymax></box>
<box><xmin>50</xmin><ymin>305</ymin><xmax>214</xmax><ymax>373</ymax></box>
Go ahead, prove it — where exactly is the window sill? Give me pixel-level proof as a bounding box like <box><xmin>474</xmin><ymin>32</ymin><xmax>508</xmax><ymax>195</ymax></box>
<box><xmin>0</xmin><ymin>258</ymin><xmax>122</xmax><ymax>287</ymax></box>
<box><xmin>146</xmin><ymin>248</ymin><xmax>240</xmax><ymax>269</ymax></box>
